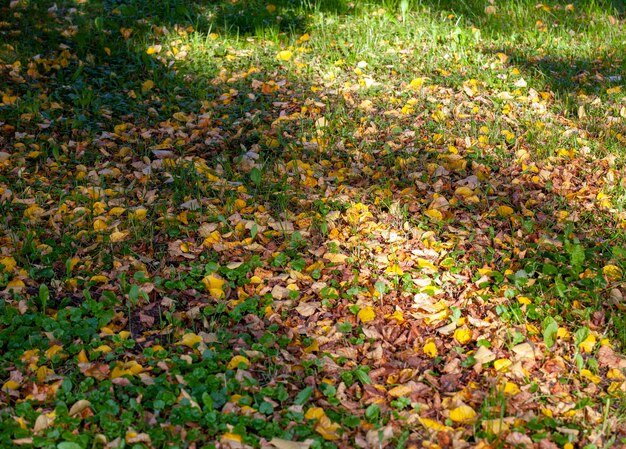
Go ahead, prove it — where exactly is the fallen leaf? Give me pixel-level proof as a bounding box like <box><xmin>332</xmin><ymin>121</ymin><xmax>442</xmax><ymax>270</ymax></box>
<box><xmin>277</xmin><ymin>50</ymin><xmax>293</xmax><ymax>61</ymax></box>
<box><xmin>314</xmin><ymin>415</ymin><xmax>341</xmax><ymax>440</ymax></box>
<box><xmin>295</xmin><ymin>301</ymin><xmax>320</xmax><ymax>317</ymax></box>
<box><xmin>388</xmin><ymin>385</ymin><xmax>412</xmax><ymax>397</ymax></box>
<box><xmin>473</xmin><ymin>346</ymin><xmax>495</xmax><ymax>365</ymax></box>
<box><xmin>418</xmin><ymin>417</ymin><xmax>453</xmax><ymax>432</ymax></box>
<box><xmin>358</xmin><ymin>306</ymin><xmax>376</xmax><ymax>323</ymax></box>
<box><xmin>69</xmin><ymin>399</ymin><xmax>91</xmax><ymax>416</ymax></box>
<box><xmin>177</xmin><ymin>333</ymin><xmax>203</xmax><ymax>348</ymax></box>
<box><xmin>453</xmin><ymin>328</ymin><xmax>472</xmax><ymax>345</ymax></box>
<box><xmin>449</xmin><ymin>404</ymin><xmax>477</xmax><ymax>423</ymax></box>
<box><xmin>227</xmin><ymin>355</ymin><xmax>250</xmax><ymax>370</ymax></box>
<box><xmin>269</xmin><ymin>438</ymin><xmax>313</xmax><ymax>449</ymax></box>
<box><xmin>201</xmin><ymin>274</ymin><xmax>226</xmax><ymax>298</ymax></box>
<box><xmin>323</xmin><ymin>253</ymin><xmax>349</xmax><ymax>264</ymax></box>
<box><xmin>497</xmin><ymin>205</ymin><xmax>514</xmax><ymax>217</ymax></box>
<box><xmin>423</xmin><ymin>340</ymin><xmax>438</xmax><ymax>358</ymax></box>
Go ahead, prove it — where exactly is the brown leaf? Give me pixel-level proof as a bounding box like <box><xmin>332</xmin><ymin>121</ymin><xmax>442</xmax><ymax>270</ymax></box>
<box><xmin>597</xmin><ymin>345</ymin><xmax>626</xmax><ymax>369</ymax></box>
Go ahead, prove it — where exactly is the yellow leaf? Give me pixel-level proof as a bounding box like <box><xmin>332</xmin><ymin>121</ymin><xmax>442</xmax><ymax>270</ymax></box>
<box><xmin>108</xmin><ymin>206</ymin><xmax>126</xmax><ymax>217</ymax></box>
<box><xmin>494</xmin><ymin>359</ymin><xmax>512</xmax><ymax>372</ymax></box>
<box><xmin>77</xmin><ymin>349</ymin><xmax>88</xmax><ymax>363</ymax></box>
<box><xmin>7</xmin><ymin>279</ymin><xmax>25</xmax><ymax>290</ymax></box>
<box><xmin>173</xmin><ymin>112</ymin><xmax>189</xmax><ymax>122</ymax></box>
<box><xmin>503</xmin><ymin>382</ymin><xmax>520</xmax><ymax>396</ymax></box>
<box><xmin>418</xmin><ymin>417</ymin><xmax>452</xmax><ymax>432</ymax></box>
<box><xmin>304</xmin><ymin>339</ymin><xmax>319</xmax><ymax>353</ymax></box>
<box><xmin>557</xmin><ymin>327</ymin><xmax>570</xmax><ymax>340</ymax></box>
<box><xmin>36</xmin><ymin>367</ymin><xmax>53</xmax><ymax>384</ymax></box>
<box><xmin>579</xmin><ymin>334</ymin><xmax>596</xmax><ymax>353</ymax></box>
<box><xmin>92</xmin><ymin>201</ymin><xmax>106</xmax><ymax>215</ymax></box>
<box><xmin>580</xmin><ymin>369</ymin><xmax>601</xmax><ymax>384</ymax></box>
<box><xmin>221</xmin><ymin>433</ymin><xmax>242</xmax><ymax>443</ymax></box>
<box><xmin>607</xmin><ymin>368</ymin><xmax>625</xmax><ymax>380</ymax></box>
<box><xmin>525</xmin><ymin>323</ymin><xmax>539</xmax><ymax>335</ymax></box>
<box><xmin>358</xmin><ymin>306</ymin><xmax>376</xmax><ymax>323</ymax></box>
<box><xmin>130</xmin><ymin>207</ymin><xmax>148</xmax><ymax>220</ymax></box>
<box><xmin>455</xmin><ymin>186</ymin><xmax>475</xmax><ymax>197</ymax></box>
<box><xmin>417</xmin><ymin>258</ymin><xmax>438</xmax><ymax>271</ymax></box>
<box><xmin>111</xmin><ymin>361</ymin><xmax>145</xmax><ymax>379</ymax></box>
<box><xmin>423</xmin><ymin>340</ymin><xmax>438</xmax><ymax>358</ymax></box>
<box><xmin>304</xmin><ymin>407</ymin><xmax>325</xmax><ymax>421</ymax></box>
<box><xmin>496</xmin><ymin>52</ymin><xmax>509</xmax><ymax>64</ymax></box>
<box><xmin>453</xmin><ymin>328</ymin><xmax>472</xmax><ymax>345</ymax></box>
<box><xmin>388</xmin><ymin>309</ymin><xmax>404</xmax><ymax>323</ymax></box>
<box><xmin>388</xmin><ymin>385</ymin><xmax>412</xmax><ymax>397</ymax></box>
<box><xmin>142</xmin><ymin>80</ymin><xmax>155</xmax><ymax>92</ymax></box>
<box><xmin>110</xmin><ymin>231</ymin><xmax>129</xmax><ymax>243</ymax></box>
<box><xmin>146</xmin><ymin>45</ymin><xmax>161</xmax><ymax>55</ymax></box>
<box><xmin>94</xmin><ymin>345</ymin><xmax>112</xmax><ymax>354</ymax></box>
<box><xmin>517</xmin><ymin>296</ymin><xmax>532</xmax><ymax>305</ymax></box>
<box><xmin>45</xmin><ymin>344</ymin><xmax>63</xmax><ymax>359</ymax></box>
<box><xmin>93</xmin><ymin>219</ymin><xmax>108</xmax><ymax>231</ymax></box>
<box><xmin>118</xmin><ymin>331</ymin><xmax>131</xmax><ymax>340</ymax></box>
<box><xmin>2</xmin><ymin>94</ymin><xmax>17</xmax><ymax>105</ymax></box>
<box><xmin>424</xmin><ymin>208</ymin><xmax>443</xmax><ymax>221</ymax></box>
<box><xmin>314</xmin><ymin>415</ymin><xmax>341</xmax><ymax>440</ymax></box>
<box><xmin>608</xmin><ymin>382</ymin><xmax>625</xmax><ymax>395</ymax></box>
<box><xmin>67</xmin><ymin>256</ymin><xmax>80</xmax><ymax>272</ymax></box>
<box><xmin>277</xmin><ymin>50</ymin><xmax>293</xmax><ymax>61</ymax></box>
<box><xmin>178</xmin><ymin>333</ymin><xmax>203</xmax><ymax>348</ymax></box>
<box><xmin>423</xmin><ymin>308</ymin><xmax>449</xmax><ymax>325</ymax></box>
<box><xmin>477</xmin><ymin>267</ymin><xmax>495</xmax><ymax>276</ymax></box>
<box><xmin>202</xmin><ymin>230</ymin><xmax>222</xmax><ymax>247</ymax></box>
<box><xmin>385</xmin><ymin>264</ymin><xmax>403</xmax><ymax>276</ymax></box>
<box><xmin>0</xmin><ymin>256</ymin><xmax>17</xmax><ymax>272</ymax></box>
<box><xmin>119</xmin><ymin>27</ymin><xmax>133</xmax><ymax>39</ymax></box>
<box><xmin>603</xmin><ymin>264</ymin><xmax>623</xmax><ymax>282</ymax></box>
<box><xmin>497</xmin><ymin>205</ymin><xmax>514</xmax><ymax>217</ymax></box>
<box><xmin>432</xmin><ymin>109</ymin><xmax>447</xmax><ymax>122</ymax></box>
<box><xmin>24</xmin><ymin>205</ymin><xmax>44</xmax><ymax>220</ymax></box>
<box><xmin>90</xmin><ymin>275</ymin><xmax>108</xmax><ymax>284</ymax></box>
<box><xmin>323</xmin><ymin>253</ymin><xmax>348</xmax><ymax>264</ymax></box>
<box><xmin>409</xmin><ymin>77</ymin><xmax>427</xmax><ymax>89</ymax></box>
<box><xmin>449</xmin><ymin>404</ymin><xmax>477</xmax><ymax>423</ymax></box>
<box><xmin>201</xmin><ymin>274</ymin><xmax>226</xmax><ymax>298</ymax></box>
<box><xmin>227</xmin><ymin>355</ymin><xmax>250</xmax><ymax>370</ymax></box>
<box><xmin>2</xmin><ymin>380</ymin><xmax>20</xmax><ymax>390</ymax></box>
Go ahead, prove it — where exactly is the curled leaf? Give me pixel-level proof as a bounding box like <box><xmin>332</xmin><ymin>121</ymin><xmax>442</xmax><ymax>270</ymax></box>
<box><xmin>227</xmin><ymin>355</ymin><xmax>250</xmax><ymax>370</ymax></box>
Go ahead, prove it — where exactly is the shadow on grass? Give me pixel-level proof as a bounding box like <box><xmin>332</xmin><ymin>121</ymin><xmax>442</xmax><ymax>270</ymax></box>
<box><xmin>504</xmin><ymin>48</ymin><xmax>625</xmax><ymax>97</ymax></box>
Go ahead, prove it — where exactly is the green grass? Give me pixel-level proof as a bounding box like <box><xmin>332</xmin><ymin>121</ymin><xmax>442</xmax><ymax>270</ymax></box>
<box><xmin>1</xmin><ymin>0</ymin><xmax>626</xmax><ymax>447</ymax></box>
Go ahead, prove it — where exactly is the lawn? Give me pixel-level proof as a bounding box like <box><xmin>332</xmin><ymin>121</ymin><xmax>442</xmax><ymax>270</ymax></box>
<box><xmin>1</xmin><ymin>0</ymin><xmax>626</xmax><ymax>447</ymax></box>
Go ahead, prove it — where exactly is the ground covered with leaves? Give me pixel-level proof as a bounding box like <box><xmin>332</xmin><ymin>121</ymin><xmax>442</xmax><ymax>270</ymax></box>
<box><xmin>1</xmin><ymin>0</ymin><xmax>626</xmax><ymax>448</ymax></box>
